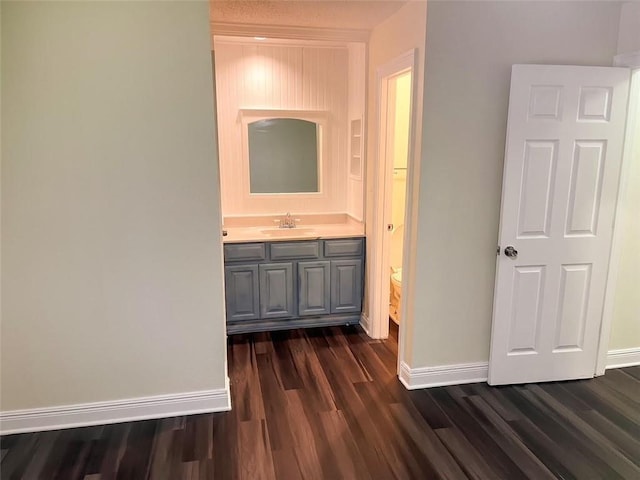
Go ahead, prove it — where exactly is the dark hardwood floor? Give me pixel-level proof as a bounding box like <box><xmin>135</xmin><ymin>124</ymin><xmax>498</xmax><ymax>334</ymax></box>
<box><xmin>2</xmin><ymin>322</ymin><xmax>640</xmax><ymax>479</ymax></box>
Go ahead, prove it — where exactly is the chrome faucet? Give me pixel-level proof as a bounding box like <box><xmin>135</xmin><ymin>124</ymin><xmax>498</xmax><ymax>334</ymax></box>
<box><xmin>278</xmin><ymin>212</ymin><xmax>298</xmax><ymax>229</ymax></box>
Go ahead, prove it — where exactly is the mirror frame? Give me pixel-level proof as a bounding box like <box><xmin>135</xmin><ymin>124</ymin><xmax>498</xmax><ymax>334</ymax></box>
<box><xmin>239</xmin><ymin>109</ymin><xmax>329</xmax><ymax>199</ymax></box>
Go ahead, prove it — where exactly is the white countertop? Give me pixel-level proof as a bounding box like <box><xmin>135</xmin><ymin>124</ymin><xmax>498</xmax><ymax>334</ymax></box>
<box><xmin>223</xmin><ymin>223</ymin><xmax>365</xmax><ymax>243</ymax></box>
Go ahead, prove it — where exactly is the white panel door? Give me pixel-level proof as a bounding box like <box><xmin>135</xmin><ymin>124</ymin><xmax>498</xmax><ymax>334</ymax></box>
<box><xmin>489</xmin><ymin>65</ymin><xmax>630</xmax><ymax>385</ymax></box>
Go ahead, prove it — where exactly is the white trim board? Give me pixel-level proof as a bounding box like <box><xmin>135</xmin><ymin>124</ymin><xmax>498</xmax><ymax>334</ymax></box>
<box><xmin>0</xmin><ymin>386</ymin><xmax>231</xmax><ymax>436</ymax></box>
<box><xmin>359</xmin><ymin>313</ymin><xmax>372</xmax><ymax>337</ymax></box>
<box><xmin>399</xmin><ymin>361</ymin><xmax>489</xmax><ymax>390</ymax></box>
<box><xmin>614</xmin><ymin>51</ymin><xmax>640</xmax><ymax>68</ymax></box>
<box><xmin>400</xmin><ymin>349</ymin><xmax>640</xmax><ymax>390</ymax></box>
<box><xmin>210</xmin><ymin>22</ymin><xmax>369</xmax><ymax>43</ymax></box>
<box><xmin>606</xmin><ymin>348</ymin><xmax>640</xmax><ymax>370</ymax></box>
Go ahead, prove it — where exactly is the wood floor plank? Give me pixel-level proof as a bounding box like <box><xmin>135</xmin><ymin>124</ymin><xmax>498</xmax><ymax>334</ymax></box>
<box><xmin>237</xmin><ymin>419</ymin><xmax>275</xmax><ymax>480</ymax></box>
<box><xmin>254</xmin><ymin>352</ymin><xmax>294</xmax><ymax>452</ymax></box>
<box><xmin>228</xmin><ymin>336</ymin><xmax>266</xmax><ymax>422</ymax></box>
<box><xmin>317</xmin><ymin>409</ymin><xmax>372</xmax><ymax>480</ymax></box>
<box><xmin>289</xmin><ymin>344</ymin><xmax>338</xmax><ymax>416</ymax></box>
<box><xmin>146</xmin><ymin>419</ymin><xmax>176</xmax><ymax>480</ymax></box>
<box><xmin>388</xmin><ymin>403</ymin><xmax>467</xmax><ymax>480</ymax></box>
<box><xmin>271</xmin><ymin>448</ymin><xmax>303</xmax><ymax>480</ymax></box>
<box><xmin>569</xmin><ymin>382</ymin><xmax>640</xmax><ymax>439</ymax></box>
<box><xmin>598</xmin><ymin>369</ymin><xmax>640</xmax><ymax>405</ymax></box>
<box><xmin>576</xmin><ymin>408</ymin><xmax>640</xmax><ymax>465</ymax></box>
<box><xmin>283</xmin><ymin>390</ymin><xmax>324</xmax><ymax>480</ymax></box>
<box><xmin>435</xmin><ymin>428</ymin><xmax>498</xmax><ymax>480</ymax></box>
<box><xmin>313</xmin><ymin>351</ymin><xmax>398</xmax><ymax>479</ymax></box>
<box><xmin>430</xmin><ymin>388</ymin><xmax>527</xmax><ymax>479</ymax></box>
<box><xmin>504</xmin><ymin>388</ymin><xmax>612</xmax><ymax>479</ymax></box>
<box><xmin>528</xmin><ymin>384</ymin><xmax>640</xmax><ymax>478</ymax></box>
<box><xmin>465</xmin><ymin>395</ymin><xmax>556</xmax><ymax>479</ymax></box>
<box><xmin>407</xmin><ymin>390</ymin><xmax>453</xmax><ymax>430</ymax></box>
<box><xmin>623</xmin><ymin>366</ymin><xmax>640</xmax><ymax>381</ymax></box>
<box><xmin>3</xmin><ymin>323</ymin><xmax>640</xmax><ymax>479</ymax></box>
<box><xmin>354</xmin><ymin>382</ymin><xmax>438</xmax><ymax>479</ymax></box>
<box><xmin>211</xmin><ymin>414</ymin><xmax>236</xmax><ymax>480</ymax></box>
<box><xmin>467</xmin><ymin>383</ymin><xmax>523</xmax><ymax>422</ymax></box>
<box><xmin>517</xmin><ymin>387</ymin><xmax>629</xmax><ymax>479</ymax></box>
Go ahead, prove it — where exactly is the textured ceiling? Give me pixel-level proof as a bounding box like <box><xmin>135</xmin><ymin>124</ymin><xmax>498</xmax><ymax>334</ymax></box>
<box><xmin>210</xmin><ymin>1</ymin><xmax>409</xmax><ymax>30</ymax></box>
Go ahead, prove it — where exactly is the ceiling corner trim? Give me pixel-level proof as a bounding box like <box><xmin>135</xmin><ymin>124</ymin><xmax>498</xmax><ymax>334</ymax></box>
<box><xmin>210</xmin><ymin>22</ymin><xmax>370</xmax><ymax>43</ymax></box>
<box><xmin>614</xmin><ymin>51</ymin><xmax>640</xmax><ymax>68</ymax></box>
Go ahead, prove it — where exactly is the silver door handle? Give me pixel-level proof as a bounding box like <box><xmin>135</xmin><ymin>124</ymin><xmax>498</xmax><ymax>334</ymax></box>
<box><xmin>504</xmin><ymin>245</ymin><xmax>518</xmax><ymax>259</ymax></box>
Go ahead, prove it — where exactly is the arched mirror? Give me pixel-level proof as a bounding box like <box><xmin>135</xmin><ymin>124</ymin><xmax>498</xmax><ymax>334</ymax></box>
<box><xmin>247</xmin><ymin>118</ymin><xmax>320</xmax><ymax>194</ymax></box>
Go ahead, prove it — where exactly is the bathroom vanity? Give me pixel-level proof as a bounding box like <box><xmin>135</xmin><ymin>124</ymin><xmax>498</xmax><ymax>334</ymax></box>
<box><xmin>223</xmin><ymin>236</ymin><xmax>364</xmax><ymax>334</ymax></box>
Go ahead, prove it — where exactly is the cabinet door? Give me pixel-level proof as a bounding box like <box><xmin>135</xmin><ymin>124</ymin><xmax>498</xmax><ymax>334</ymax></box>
<box><xmin>298</xmin><ymin>261</ymin><xmax>330</xmax><ymax>316</ymax></box>
<box><xmin>224</xmin><ymin>265</ymin><xmax>260</xmax><ymax>321</ymax></box>
<box><xmin>259</xmin><ymin>263</ymin><xmax>294</xmax><ymax>319</ymax></box>
<box><xmin>330</xmin><ymin>259</ymin><xmax>363</xmax><ymax>314</ymax></box>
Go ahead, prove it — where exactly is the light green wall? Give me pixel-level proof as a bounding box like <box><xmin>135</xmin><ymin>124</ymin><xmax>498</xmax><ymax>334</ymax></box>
<box><xmin>609</xmin><ymin>71</ymin><xmax>640</xmax><ymax>351</ymax></box>
<box><xmin>608</xmin><ymin>1</ymin><xmax>640</xmax><ymax>353</ymax></box>
<box><xmin>410</xmin><ymin>1</ymin><xmax>623</xmax><ymax>368</ymax></box>
<box><xmin>1</xmin><ymin>1</ymin><xmax>227</xmax><ymax>410</ymax></box>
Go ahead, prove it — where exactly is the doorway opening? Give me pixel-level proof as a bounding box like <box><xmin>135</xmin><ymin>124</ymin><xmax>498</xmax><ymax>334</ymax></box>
<box><xmin>369</xmin><ymin>50</ymin><xmax>417</xmax><ymax>374</ymax></box>
<box><xmin>387</xmin><ymin>71</ymin><xmax>412</xmax><ymax>327</ymax></box>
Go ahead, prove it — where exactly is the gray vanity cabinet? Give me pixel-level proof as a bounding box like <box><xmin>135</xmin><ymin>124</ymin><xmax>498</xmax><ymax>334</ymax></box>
<box><xmin>224</xmin><ymin>237</ymin><xmax>364</xmax><ymax>334</ymax></box>
<box><xmin>330</xmin><ymin>259</ymin><xmax>363</xmax><ymax>314</ymax></box>
<box><xmin>259</xmin><ymin>263</ymin><xmax>294</xmax><ymax>319</ymax></box>
<box><xmin>298</xmin><ymin>261</ymin><xmax>331</xmax><ymax>316</ymax></box>
<box><xmin>224</xmin><ymin>264</ymin><xmax>260</xmax><ymax>321</ymax></box>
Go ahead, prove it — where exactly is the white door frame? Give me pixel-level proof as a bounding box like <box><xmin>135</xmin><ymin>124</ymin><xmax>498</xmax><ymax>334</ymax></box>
<box><xmin>368</xmin><ymin>49</ymin><xmax>418</xmax><ymax>375</ymax></box>
<box><xmin>597</xmin><ymin>52</ymin><xmax>640</xmax><ymax>375</ymax></box>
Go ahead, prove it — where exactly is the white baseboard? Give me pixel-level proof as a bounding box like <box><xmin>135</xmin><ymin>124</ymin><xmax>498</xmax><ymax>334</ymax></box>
<box><xmin>606</xmin><ymin>348</ymin><xmax>640</xmax><ymax>370</ymax></box>
<box><xmin>0</xmin><ymin>385</ymin><xmax>231</xmax><ymax>436</ymax></box>
<box><xmin>397</xmin><ymin>349</ymin><xmax>640</xmax><ymax>390</ymax></box>
<box><xmin>359</xmin><ymin>313</ymin><xmax>372</xmax><ymax>336</ymax></box>
<box><xmin>399</xmin><ymin>361</ymin><xmax>488</xmax><ymax>390</ymax></box>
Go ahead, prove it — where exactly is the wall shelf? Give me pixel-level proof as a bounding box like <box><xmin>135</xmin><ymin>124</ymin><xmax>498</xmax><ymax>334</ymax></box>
<box><xmin>350</xmin><ymin>117</ymin><xmax>363</xmax><ymax>179</ymax></box>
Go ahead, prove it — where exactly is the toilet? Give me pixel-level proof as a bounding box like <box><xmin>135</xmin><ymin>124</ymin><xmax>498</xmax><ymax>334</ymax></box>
<box><xmin>389</xmin><ymin>224</ymin><xmax>404</xmax><ymax>324</ymax></box>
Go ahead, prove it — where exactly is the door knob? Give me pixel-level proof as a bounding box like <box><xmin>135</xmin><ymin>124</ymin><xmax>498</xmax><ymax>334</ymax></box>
<box><xmin>504</xmin><ymin>245</ymin><xmax>518</xmax><ymax>259</ymax></box>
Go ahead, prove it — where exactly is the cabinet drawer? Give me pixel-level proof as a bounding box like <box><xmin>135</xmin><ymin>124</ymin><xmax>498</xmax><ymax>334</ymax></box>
<box><xmin>270</xmin><ymin>241</ymin><xmax>319</xmax><ymax>260</ymax></box>
<box><xmin>224</xmin><ymin>243</ymin><xmax>266</xmax><ymax>262</ymax></box>
<box><xmin>324</xmin><ymin>238</ymin><xmax>364</xmax><ymax>257</ymax></box>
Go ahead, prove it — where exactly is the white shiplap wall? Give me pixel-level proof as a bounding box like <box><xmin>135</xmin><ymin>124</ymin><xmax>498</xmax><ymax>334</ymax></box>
<box><xmin>214</xmin><ymin>40</ymin><xmax>350</xmax><ymax>216</ymax></box>
<box><xmin>347</xmin><ymin>43</ymin><xmax>366</xmax><ymax>221</ymax></box>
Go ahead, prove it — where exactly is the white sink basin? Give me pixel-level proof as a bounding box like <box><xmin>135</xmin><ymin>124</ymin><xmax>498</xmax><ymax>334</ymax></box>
<box><xmin>260</xmin><ymin>227</ymin><xmax>317</xmax><ymax>237</ymax></box>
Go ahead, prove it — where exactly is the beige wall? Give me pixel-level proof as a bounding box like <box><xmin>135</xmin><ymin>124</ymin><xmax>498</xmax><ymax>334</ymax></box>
<box><xmin>609</xmin><ymin>71</ymin><xmax>640</xmax><ymax>351</ymax></box>
<box><xmin>1</xmin><ymin>1</ymin><xmax>227</xmax><ymax>410</ymax></box>
<box><xmin>617</xmin><ymin>1</ymin><xmax>640</xmax><ymax>54</ymax></box>
<box><xmin>365</xmin><ymin>0</ymin><xmax>427</xmax><ymax>347</ymax></box>
<box><xmin>410</xmin><ymin>1</ymin><xmax>622</xmax><ymax>368</ymax></box>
